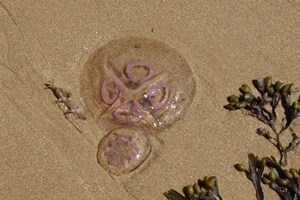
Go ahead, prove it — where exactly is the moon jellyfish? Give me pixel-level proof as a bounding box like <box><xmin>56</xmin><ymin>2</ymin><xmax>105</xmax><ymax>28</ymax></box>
<box><xmin>97</xmin><ymin>128</ymin><xmax>151</xmax><ymax>175</ymax></box>
<box><xmin>81</xmin><ymin>37</ymin><xmax>195</xmax><ymax>133</ymax></box>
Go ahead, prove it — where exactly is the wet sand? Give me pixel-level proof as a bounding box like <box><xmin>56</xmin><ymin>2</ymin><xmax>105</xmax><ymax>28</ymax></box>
<box><xmin>1</xmin><ymin>1</ymin><xmax>300</xmax><ymax>199</ymax></box>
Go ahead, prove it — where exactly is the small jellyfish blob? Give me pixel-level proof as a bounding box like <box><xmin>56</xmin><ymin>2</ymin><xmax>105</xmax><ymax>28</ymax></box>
<box><xmin>81</xmin><ymin>37</ymin><xmax>195</xmax><ymax>132</ymax></box>
<box><xmin>97</xmin><ymin>128</ymin><xmax>152</xmax><ymax>175</ymax></box>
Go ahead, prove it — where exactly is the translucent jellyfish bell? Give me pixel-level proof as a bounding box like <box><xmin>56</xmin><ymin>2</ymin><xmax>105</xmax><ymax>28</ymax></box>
<box><xmin>97</xmin><ymin>128</ymin><xmax>152</xmax><ymax>175</ymax></box>
<box><xmin>81</xmin><ymin>37</ymin><xmax>195</xmax><ymax>133</ymax></box>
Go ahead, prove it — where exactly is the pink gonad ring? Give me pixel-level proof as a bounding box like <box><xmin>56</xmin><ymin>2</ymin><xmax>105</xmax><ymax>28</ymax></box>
<box><xmin>124</xmin><ymin>60</ymin><xmax>155</xmax><ymax>84</ymax></box>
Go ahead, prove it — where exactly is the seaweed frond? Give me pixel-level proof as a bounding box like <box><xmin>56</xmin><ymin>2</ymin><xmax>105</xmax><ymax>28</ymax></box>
<box><xmin>164</xmin><ymin>176</ymin><xmax>223</xmax><ymax>200</ymax></box>
<box><xmin>225</xmin><ymin>76</ymin><xmax>300</xmax><ymax>166</ymax></box>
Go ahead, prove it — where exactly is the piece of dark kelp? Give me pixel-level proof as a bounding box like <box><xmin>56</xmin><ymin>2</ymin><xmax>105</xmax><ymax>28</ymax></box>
<box><xmin>225</xmin><ymin>76</ymin><xmax>300</xmax><ymax>166</ymax></box>
<box><xmin>164</xmin><ymin>77</ymin><xmax>300</xmax><ymax>200</ymax></box>
<box><xmin>164</xmin><ymin>176</ymin><xmax>223</xmax><ymax>200</ymax></box>
<box><xmin>234</xmin><ymin>154</ymin><xmax>265</xmax><ymax>200</ymax></box>
<box><xmin>235</xmin><ymin>153</ymin><xmax>300</xmax><ymax>200</ymax></box>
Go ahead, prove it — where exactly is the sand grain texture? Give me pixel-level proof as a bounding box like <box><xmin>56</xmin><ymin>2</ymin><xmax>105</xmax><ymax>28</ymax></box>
<box><xmin>1</xmin><ymin>1</ymin><xmax>300</xmax><ymax>200</ymax></box>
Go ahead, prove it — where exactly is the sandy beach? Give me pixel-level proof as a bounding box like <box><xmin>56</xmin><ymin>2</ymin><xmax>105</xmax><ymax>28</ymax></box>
<box><xmin>1</xmin><ymin>1</ymin><xmax>300</xmax><ymax>199</ymax></box>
